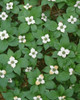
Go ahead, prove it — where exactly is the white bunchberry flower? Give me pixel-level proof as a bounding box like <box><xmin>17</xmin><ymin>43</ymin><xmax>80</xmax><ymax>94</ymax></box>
<box><xmin>18</xmin><ymin>35</ymin><xmax>26</xmax><ymax>43</ymax></box>
<box><xmin>74</xmin><ymin>1</ymin><xmax>80</xmax><ymax>9</ymax></box>
<box><xmin>0</xmin><ymin>70</ymin><xmax>6</xmax><ymax>78</ymax></box>
<box><xmin>8</xmin><ymin>56</ymin><xmax>18</xmax><ymax>68</ymax></box>
<box><xmin>57</xmin><ymin>22</ymin><xmax>67</xmax><ymax>33</ymax></box>
<box><xmin>41</xmin><ymin>13</ymin><xmax>47</xmax><ymax>22</ymax></box>
<box><xmin>48</xmin><ymin>0</ymin><xmax>56</xmax><ymax>1</ymax></box>
<box><xmin>23</xmin><ymin>3</ymin><xmax>32</xmax><ymax>10</ymax></box>
<box><xmin>25</xmin><ymin>67</ymin><xmax>32</xmax><ymax>72</ymax></box>
<box><xmin>58</xmin><ymin>96</ymin><xmax>66</xmax><ymax>100</ymax></box>
<box><xmin>25</xmin><ymin>16</ymin><xmax>35</xmax><ymax>25</ymax></box>
<box><xmin>49</xmin><ymin>65</ymin><xmax>59</xmax><ymax>75</ymax></box>
<box><xmin>13</xmin><ymin>96</ymin><xmax>21</xmax><ymax>100</ymax></box>
<box><xmin>33</xmin><ymin>95</ymin><xmax>42</xmax><ymax>100</ymax></box>
<box><xmin>0</xmin><ymin>12</ymin><xmax>8</xmax><ymax>20</ymax></box>
<box><xmin>41</xmin><ymin>34</ymin><xmax>50</xmax><ymax>44</ymax></box>
<box><xmin>67</xmin><ymin>15</ymin><xmax>77</xmax><ymax>24</ymax></box>
<box><xmin>69</xmin><ymin>84</ymin><xmax>75</xmax><ymax>89</ymax></box>
<box><xmin>8</xmin><ymin>78</ymin><xmax>13</xmax><ymax>83</ymax></box>
<box><xmin>58</xmin><ymin>47</ymin><xmax>70</xmax><ymax>58</ymax></box>
<box><xmin>69</xmin><ymin>68</ymin><xmax>74</xmax><ymax>75</ymax></box>
<box><xmin>6</xmin><ymin>2</ymin><xmax>13</xmax><ymax>10</ymax></box>
<box><xmin>35</xmin><ymin>74</ymin><xmax>45</xmax><ymax>85</ymax></box>
<box><xmin>0</xmin><ymin>30</ymin><xmax>9</xmax><ymax>40</ymax></box>
<box><xmin>29</xmin><ymin>48</ymin><xmax>38</xmax><ymax>59</ymax></box>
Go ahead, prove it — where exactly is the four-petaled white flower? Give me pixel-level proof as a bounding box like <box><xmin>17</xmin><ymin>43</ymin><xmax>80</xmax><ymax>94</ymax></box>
<box><xmin>25</xmin><ymin>67</ymin><xmax>32</xmax><ymax>72</ymax></box>
<box><xmin>33</xmin><ymin>95</ymin><xmax>42</xmax><ymax>100</ymax></box>
<box><xmin>58</xmin><ymin>96</ymin><xmax>66</xmax><ymax>100</ymax></box>
<box><xmin>48</xmin><ymin>0</ymin><xmax>56</xmax><ymax>1</ymax></box>
<box><xmin>41</xmin><ymin>13</ymin><xmax>47</xmax><ymax>22</ymax></box>
<box><xmin>57</xmin><ymin>22</ymin><xmax>67</xmax><ymax>33</ymax></box>
<box><xmin>41</xmin><ymin>34</ymin><xmax>50</xmax><ymax>44</ymax></box>
<box><xmin>58</xmin><ymin>47</ymin><xmax>70</xmax><ymax>58</ymax></box>
<box><xmin>13</xmin><ymin>96</ymin><xmax>21</xmax><ymax>100</ymax></box>
<box><xmin>8</xmin><ymin>56</ymin><xmax>18</xmax><ymax>68</ymax></box>
<box><xmin>0</xmin><ymin>12</ymin><xmax>8</xmax><ymax>20</ymax></box>
<box><xmin>35</xmin><ymin>74</ymin><xmax>45</xmax><ymax>85</ymax></box>
<box><xmin>0</xmin><ymin>70</ymin><xmax>6</xmax><ymax>78</ymax></box>
<box><xmin>74</xmin><ymin>1</ymin><xmax>80</xmax><ymax>9</ymax></box>
<box><xmin>18</xmin><ymin>35</ymin><xmax>26</xmax><ymax>43</ymax></box>
<box><xmin>69</xmin><ymin>68</ymin><xmax>74</xmax><ymax>75</ymax></box>
<box><xmin>0</xmin><ymin>30</ymin><xmax>9</xmax><ymax>40</ymax></box>
<box><xmin>49</xmin><ymin>65</ymin><xmax>59</xmax><ymax>75</ymax></box>
<box><xmin>23</xmin><ymin>3</ymin><xmax>32</xmax><ymax>10</ymax></box>
<box><xmin>6</xmin><ymin>2</ymin><xmax>13</xmax><ymax>10</ymax></box>
<box><xmin>67</xmin><ymin>15</ymin><xmax>77</xmax><ymax>24</ymax></box>
<box><xmin>29</xmin><ymin>48</ymin><xmax>38</xmax><ymax>58</ymax></box>
<box><xmin>25</xmin><ymin>16</ymin><xmax>35</xmax><ymax>25</ymax></box>
<box><xmin>8</xmin><ymin>78</ymin><xmax>13</xmax><ymax>83</ymax></box>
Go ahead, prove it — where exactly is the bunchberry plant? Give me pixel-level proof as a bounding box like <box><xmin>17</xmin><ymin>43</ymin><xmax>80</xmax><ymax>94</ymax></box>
<box><xmin>0</xmin><ymin>0</ymin><xmax>80</xmax><ymax>100</ymax></box>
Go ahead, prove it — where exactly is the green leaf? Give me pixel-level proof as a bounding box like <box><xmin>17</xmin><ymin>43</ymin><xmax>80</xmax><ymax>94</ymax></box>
<box><xmin>44</xmin><ymin>20</ymin><xmax>57</xmax><ymax>31</ymax></box>
<box><xmin>44</xmin><ymin>56</ymin><xmax>54</xmax><ymax>65</ymax></box>
<box><xmin>45</xmin><ymin>81</ymin><xmax>56</xmax><ymax>89</ymax></box>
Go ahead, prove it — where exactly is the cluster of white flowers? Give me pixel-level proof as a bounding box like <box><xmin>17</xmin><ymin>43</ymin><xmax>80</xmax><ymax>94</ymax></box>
<box><xmin>8</xmin><ymin>78</ymin><xmax>13</xmax><ymax>83</ymax></box>
<box><xmin>0</xmin><ymin>70</ymin><xmax>6</xmax><ymax>78</ymax></box>
<box><xmin>49</xmin><ymin>65</ymin><xmax>59</xmax><ymax>75</ymax></box>
<box><xmin>0</xmin><ymin>12</ymin><xmax>8</xmax><ymax>20</ymax></box>
<box><xmin>69</xmin><ymin>68</ymin><xmax>74</xmax><ymax>75</ymax></box>
<box><xmin>41</xmin><ymin>13</ymin><xmax>47</xmax><ymax>22</ymax></box>
<box><xmin>58</xmin><ymin>96</ymin><xmax>66</xmax><ymax>100</ymax></box>
<box><xmin>74</xmin><ymin>1</ymin><xmax>80</xmax><ymax>9</ymax></box>
<box><xmin>41</xmin><ymin>34</ymin><xmax>50</xmax><ymax>44</ymax></box>
<box><xmin>29</xmin><ymin>48</ymin><xmax>38</xmax><ymax>58</ymax></box>
<box><xmin>25</xmin><ymin>16</ymin><xmax>35</xmax><ymax>25</ymax></box>
<box><xmin>6</xmin><ymin>2</ymin><xmax>13</xmax><ymax>10</ymax></box>
<box><xmin>35</xmin><ymin>74</ymin><xmax>45</xmax><ymax>85</ymax></box>
<box><xmin>58</xmin><ymin>47</ymin><xmax>70</xmax><ymax>58</ymax></box>
<box><xmin>8</xmin><ymin>56</ymin><xmax>18</xmax><ymax>68</ymax></box>
<box><xmin>33</xmin><ymin>95</ymin><xmax>42</xmax><ymax>100</ymax></box>
<box><xmin>25</xmin><ymin>67</ymin><xmax>32</xmax><ymax>72</ymax></box>
<box><xmin>67</xmin><ymin>15</ymin><xmax>77</xmax><ymax>24</ymax></box>
<box><xmin>0</xmin><ymin>30</ymin><xmax>9</xmax><ymax>40</ymax></box>
<box><xmin>23</xmin><ymin>3</ymin><xmax>32</xmax><ymax>10</ymax></box>
<box><xmin>18</xmin><ymin>35</ymin><xmax>26</xmax><ymax>43</ymax></box>
<box><xmin>57</xmin><ymin>22</ymin><xmax>67</xmax><ymax>33</ymax></box>
<box><xmin>13</xmin><ymin>96</ymin><xmax>21</xmax><ymax>100</ymax></box>
<box><xmin>48</xmin><ymin>0</ymin><xmax>56</xmax><ymax>1</ymax></box>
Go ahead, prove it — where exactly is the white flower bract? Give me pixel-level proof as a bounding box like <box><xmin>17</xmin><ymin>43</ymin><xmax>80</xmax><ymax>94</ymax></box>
<box><xmin>49</xmin><ymin>65</ymin><xmax>59</xmax><ymax>75</ymax></box>
<box><xmin>0</xmin><ymin>30</ymin><xmax>9</xmax><ymax>40</ymax></box>
<box><xmin>69</xmin><ymin>68</ymin><xmax>74</xmax><ymax>75</ymax></box>
<box><xmin>67</xmin><ymin>15</ymin><xmax>77</xmax><ymax>24</ymax></box>
<box><xmin>41</xmin><ymin>34</ymin><xmax>50</xmax><ymax>44</ymax></box>
<box><xmin>74</xmin><ymin>1</ymin><xmax>80</xmax><ymax>9</ymax></box>
<box><xmin>35</xmin><ymin>74</ymin><xmax>45</xmax><ymax>85</ymax></box>
<box><xmin>0</xmin><ymin>70</ymin><xmax>6</xmax><ymax>78</ymax></box>
<box><xmin>58</xmin><ymin>96</ymin><xmax>66</xmax><ymax>100</ymax></box>
<box><xmin>25</xmin><ymin>16</ymin><xmax>35</xmax><ymax>25</ymax></box>
<box><xmin>25</xmin><ymin>67</ymin><xmax>32</xmax><ymax>72</ymax></box>
<box><xmin>18</xmin><ymin>35</ymin><xmax>26</xmax><ymax>43</ymax></box>
<box><xmin>8</xmin><ymin>56</ymin><xmax>18</xmax><ymax>68</ymax></box>
<box><xmin>48</xmin><ymin>0</ymin><xmax>56</xmax><ymax>1</ymax></box>
<box><xmin>0</xmin><ymin>12</ymin><xmax>8</xmax><ymax>20</ymax></box>
<box><xmin>57</xmin><ymin>22</ymin><xmax>67</xmax><ymax>33</ymax></box>
<box><xmin>29</xmin><ymin>48</ymin><xmax>38</xmax><ymax>58</ymax></box>
<box><xmin>58</xmin><ymin>47</ymin><xmax>70</xmax><ymax>58</ymax></box>
<box><xmin>14</xmin><ymin>96</ymin><xmax>21</xmax><ymax>100</ymax></box>
<box><xmin>33</xmin><ymin>95</ymin><xmax>42</xmax><ymax>100</ymax></box>
<box><xmin>6</xmin><ymin>2</ymin><xmax>13</xmax><ymax>10</ymax></box>
<box><xmin>41</xmin><ymin>13</ymin><xmax>47</xmax><ymax>22</ymax></box>
<box><xmin>23</xmin><ymin>3</ymin><xmax>32</xmax><ymax>10</ymax></box>
<box><xmin>8</xmin><ymin>78</ymin><xmax>13</xmax><ymax>83</ymax></box>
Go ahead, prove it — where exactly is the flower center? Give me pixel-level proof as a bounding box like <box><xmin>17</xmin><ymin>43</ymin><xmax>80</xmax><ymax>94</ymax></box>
<box><xmin>2</xmin><ymin>33</ymin><xmax>5</xmax><ymax>37</ymax></box>
<box><xmin>32</xmin><ymin>52</ymin><xmax>35</xmax><ymax>55</ymax></box>
<box><xmin>37</xmin><ymin>98</ymin><xmax>40</xmax><ymax>100</ymax></box>
<box><xmin>71</xmin><ymin>18</ymin><xmax>74</xmax><ymax>21</ymax></box>
<box><xmin>44</xmin><ymin>37</ymin><xmax>47</xmax><ymax>41</ymax></box>
<box><xmin>2</xmin><ymin>14</ymin><xmax>5</xmax><ymax>18</ymax></box>
<box><xmin>11</xmin><ymin>61</ymin><xmax>15</xmax><ymax>64</ymax></box>
<box><xmin>62</xmin><ymin>51</ymin><xmax>65</xmax><ymax>54</ymax></box>
<box><xmin>38</xmin><ymin>78</ymin><xmax>42</xmax><ymax>82</ymax></box>
<box><xmin>29</xmin><ymin>19</ymin><xmax>32</xmax><ymax>22</ymax></box>
<box><xmin>0</xmin><ymin>72</ymin><xmax>3</xmax><ymax>76</ymax></box>
<box><xmin>60</xmin><ymin>25</ymin><xmax>64</xmax><ymax>29</ymax></box>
